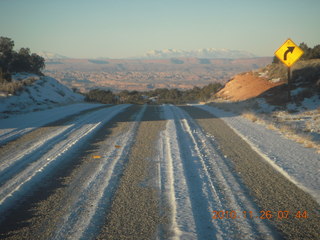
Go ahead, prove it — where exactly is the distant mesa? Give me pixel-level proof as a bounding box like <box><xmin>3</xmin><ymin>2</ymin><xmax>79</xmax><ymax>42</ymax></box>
<box><xmin>46</xmin><ymin>61</ymin><xmax>63</xmax><ymax>65</ymax></box>
<box><xmin>88</xmin><ymin>59</ymin><xmax>109</xmax><ymax>64</ymax></box>
<box><xmin>199</xmin><ymin>59</ymin><xmax>211</xmax><ymax>64</ymax></box>
<box><xmin>171</xmin><ymin>58</ymin><xmax>184</xmax><ymax>64</ymax></box>
<box><xmin>142</xmin><ymin>48</ymin><xmax>257</xmax><ymax>59</ymax></box>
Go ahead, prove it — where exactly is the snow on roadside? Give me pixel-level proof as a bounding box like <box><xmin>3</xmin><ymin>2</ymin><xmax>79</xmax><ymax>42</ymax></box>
<box><xmin>195</xmin><ymin>104</ymin><xmax>320</xmax><ymax>204</ymax></box>
<box><xmin>257</xmin><ymin>94</ymin><xmax>320</xmax><ymax>139</ymax></box>
<box><xmin>0</xmin><ymin>103</ymin><xmax>104</xmax><ymax>145</ymax></box>
<box><xmin>0</xmin><ymin>73</ymin><xmax>84</xmax><ymax>115</ymax></box>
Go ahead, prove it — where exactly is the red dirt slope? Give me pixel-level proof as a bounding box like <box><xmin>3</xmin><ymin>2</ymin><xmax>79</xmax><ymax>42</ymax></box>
<box><xmin>215</xmin><ymin>72</ymin><xmax>284</xmax><ymax>101</ymax></box>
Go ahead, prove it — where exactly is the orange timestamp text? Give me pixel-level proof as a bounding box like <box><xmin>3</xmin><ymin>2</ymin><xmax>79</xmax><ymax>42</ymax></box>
<box><xmin>212</xmin><ymin>210</ymin><xmax>308</xmax><ymax>220</ymax></box>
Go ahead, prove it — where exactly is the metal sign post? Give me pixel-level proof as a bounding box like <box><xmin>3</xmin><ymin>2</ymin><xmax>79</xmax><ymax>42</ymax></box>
<box><xmin>287</xmin><ymin>66</ymin><xmax>291</xmax><ymax>101</ymax></box>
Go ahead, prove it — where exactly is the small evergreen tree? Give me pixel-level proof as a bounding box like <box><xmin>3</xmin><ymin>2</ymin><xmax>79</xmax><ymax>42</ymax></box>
<box><xmin>0</xmin><ymin>37</ymin><xmax>15</xmax><ymax>81</ymax></box>
<box><xmin>311</xmin><ymin>44</ymin><xmax>320</xmax><ymax>59</ymax></box>
<box><xmin>0</xmin><ymin>37</ymin><xmax>45</xmax><ymax>82</ymax></box>
<box><xmin>299</xmin><ymin>42</ymin><xmax>312</xmax><ymax>60</ymax></box>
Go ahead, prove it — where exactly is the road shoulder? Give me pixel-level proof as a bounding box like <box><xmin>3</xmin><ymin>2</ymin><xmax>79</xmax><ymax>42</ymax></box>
<box><xmin>181</xmin><ymin>106</ymin><xmax>320</xmax><ymax>240</ymax></box>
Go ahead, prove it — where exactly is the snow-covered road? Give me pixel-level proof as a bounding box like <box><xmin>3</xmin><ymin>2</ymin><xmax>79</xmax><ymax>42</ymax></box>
<box><xmin>52</xmin><ymin>104</ymin><xmax>146</xmax><ymax>240</ymax></box>
<box><xmin>0</xmin><ymin>104</ymin><xmax>318</xmax><ymax>240</ymax></box>
<box><xmin>0</xmin><ymin>104</ymin><xmax>130</xmax><ymax>218</ymax></box>
<box><xmin>158</xmin><ymin>105</ymin><xmax>278</xmax><ymax>240</ymax></box>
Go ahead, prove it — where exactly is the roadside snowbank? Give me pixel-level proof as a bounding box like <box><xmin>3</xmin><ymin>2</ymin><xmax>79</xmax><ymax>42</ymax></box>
<box><xmin>0</xmin><ymin>73</ymin><xmax>84</xmax><ymax>115</ymax></box>
<box><xmin>195</xmin><ymin>104</ymin><xmax>320</xmax><ymax>204</ymax></box>
<box><xmin>0</xmin><ymin>103</ymin><xmax>104</xmax><ymax>145</ymax></box>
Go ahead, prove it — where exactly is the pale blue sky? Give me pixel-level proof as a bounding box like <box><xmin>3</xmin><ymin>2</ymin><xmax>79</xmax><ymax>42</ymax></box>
<box><xmin>1</xmin><ymin>0</ymin><xmax>319</xmax><ymax>58</ymax></box>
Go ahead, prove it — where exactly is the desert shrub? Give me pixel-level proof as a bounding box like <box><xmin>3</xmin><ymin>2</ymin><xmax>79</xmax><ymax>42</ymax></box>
<box><xmin>292</xmin><ymin>61</ymin><xmax>320</xmax><ymax>85</ymax></box>
<box><xmin>85</xmin><ymin>89</ymin><xmax>117</xmax><ymax>104</ymax></box>
<box><xmin>85</xmin><ymin>82</ymin><xmax>222</xmax><ymax>105</ymax></box>
<box><xmin>0</xmin><ymin>77</ymin><xmax>37</xmax><ymax>95</ymax></box>
<box><xmin>295</xmin><ymin>88</ymin><xmax>314</xmax><ymax>102</ymax></box>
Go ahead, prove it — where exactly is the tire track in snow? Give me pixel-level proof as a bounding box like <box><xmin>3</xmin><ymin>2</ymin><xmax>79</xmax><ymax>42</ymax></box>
<box><xmin>184</xmin><ymin>105</ymin><xmax>320</xmax><ymax>240</ymax></box>
<box><xmin>0</xmin><ymin>124</ymin><xmax>78</xmax><ymax>186</ymax></box>
<box><xmin>0</xmin><ymin>104</ymin><xmax>105</xmax><ymax>146</ymax></box>
<box><xmin>0</xmin><ymin>105</ymin><xmax>109</xmax><ymax>177</ymax></box>
<box><xmin>0</xmin><ymin>104</ymin><xmax>130</xmax><ymax>218</ymax></box>
<box><xmin>158</xmin><ymin>107</ymin><xmax>197</xmax><ymax>239</ymax></box>
<box><xmin>51</xmin><ymin>104</ymin><xmax>147</xmax><ymax>240</ymax></box>
<box><xmin>0</xmin><ymin>127</ymin><xmax>34</xmax><ymax>146</ymax></box>
<box><xmin>96</xmin><ymin>105</ymin><xmax>166</xmax><ymax>240</ymax></box>
<box><xmin>159</xmin><ymin>105</ymin><xmax>278</xmax><ymax>240</ymax></box>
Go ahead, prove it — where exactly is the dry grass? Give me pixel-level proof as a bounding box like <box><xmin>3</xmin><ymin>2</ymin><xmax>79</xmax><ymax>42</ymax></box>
<box><xmin>242</xmin><ymin>112</ymin><xmax>258</xmax><ymax>122</ymax></box>
<box><xmin>241</xmin><ymin>109</ymin><xmax>320</xmax><ymax>153</ymax></box>
<box><xmin>273</xmin><ymin>123</ymin><xmax>320</xmax><ymax>152</ymax></box>
<box><xmin>242</xmin><ymin>109</ymin><xmax>320</xmax><ymax>153</ymax></box>
<box><xmin>266</xmin><ymin>123</ymin><xmax>278</xmax><ymax>131</ymax></box>
<box><xmin>0</xmin><ymin>77</ymin><xmax>37</xmax><ymax>95</ymax></box>
<box><xmin>304</xmin><ymin>142</ymin><xmax>315</xmax><ymax>148</ymax></box>
<box><xmin>211</xmin><ymin>99</ymin><xmax>320</xmax><ymax>153</ymax></box>
<box><xmin>289</xmin><ymin>134</ymin><xmax>318</xmax><ymax>149</ymax></box>
<box><xmin>278</xmin><ymin>124</ymin><xmax>295</xmax><ymax>135</ymax></box>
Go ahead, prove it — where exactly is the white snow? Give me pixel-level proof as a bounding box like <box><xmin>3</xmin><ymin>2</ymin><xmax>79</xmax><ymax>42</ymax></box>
<box><xmin>0</xmin><ymin>103</ymin><xmax>104</xmax><ymax>145</ymax></box>
<box><xmin>53</xmin><ymin>104</ymin><xmax>146</xmax><ymax>240</ymax></box>
<box><xmin>0</xmin><ymin>73</ymin><xmax>84</xmax><ymax>116</ymax></box>
<box><xmin>0</xmin><ymin>104</ymin><xmax>131</xmax><ymax>219</ymax></box>
<box><xmin>195</xmin><ymin>104</ymin><xmax>320</xmax><ymax>204</ymax></box>
<box><xmin>157</xmin><ymin>105</ymin><xmax>278</xmax><ymax>240</ymax></box>
<box><xmin>158</xmin><ymin>106</ymin><xmax>196</xmax><ymax>239</ymax></box>
<box><xmin>143</xmin><ymin>48</ymin><xmax>256</xmax><ymax>59</ymax></box>
<box><xmin>253</xmin><ymin>95</ymin><xmax>320</xmax><ymax>141</ymax></box>
<box><xmin>1</xmin><ymin>102</ymin><xmax>318</xmax><ymax>238</ymax></box>
<box><xmin>256</xmin><ymin>98</ymin><xmax>276</xmax><ymax>113</ymax></box>
<box><xmin>301</xmin><ymin>95</ymin><xmax>320</xmax><ymax>110</ymax></box>
<box><xmin>291</xmin><ymin>87</ymin><xmax>305</xmax><ymax>96</ymax></box>
<box><xmin>270</xmin><ymin>78</ymin><xmax>281</xmax><ymax>83</ymax></box>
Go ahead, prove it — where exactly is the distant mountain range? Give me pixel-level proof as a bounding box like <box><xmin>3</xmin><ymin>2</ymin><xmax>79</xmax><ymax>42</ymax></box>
<box><xmin>39</xmin><ymin>48</ymin><xmax>258</xmax><ymax>60</ymax></box>
<box><xmin>141</xmin><ymin>48</ymin><xmax>257</xmax><ymax>59</ymax></box>
<box><xmin>38</xmin><ymin>51</ymin><xmax>68</xmax><ymax>60</ymax></box>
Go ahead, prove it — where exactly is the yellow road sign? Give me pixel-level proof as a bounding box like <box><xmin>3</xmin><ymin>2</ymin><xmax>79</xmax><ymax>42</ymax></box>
<box><xmin>275</xmin><ymin>38</ymin><xmax>304</xmax><ymax>67</ymax></box>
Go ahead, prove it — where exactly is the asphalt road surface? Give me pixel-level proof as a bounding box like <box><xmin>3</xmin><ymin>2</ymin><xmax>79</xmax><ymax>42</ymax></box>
<box><xmin>0</xmin><ymin>104</ymin><xmax>319</xmax><ymax>240</ymax></box>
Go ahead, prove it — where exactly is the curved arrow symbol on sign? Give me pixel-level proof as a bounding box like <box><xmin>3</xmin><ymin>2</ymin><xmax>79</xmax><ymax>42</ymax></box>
<box><xmin>284</xmin><ymin>46</ymin><xmax>295</xmax><ymax>61</ymax></box>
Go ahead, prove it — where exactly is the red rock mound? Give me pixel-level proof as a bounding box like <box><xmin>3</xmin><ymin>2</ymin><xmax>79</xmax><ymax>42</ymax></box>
<box><xmin>216</xmin><ymin>72</ymin><xmax>284</xmax><ymax>101</ymax></box>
